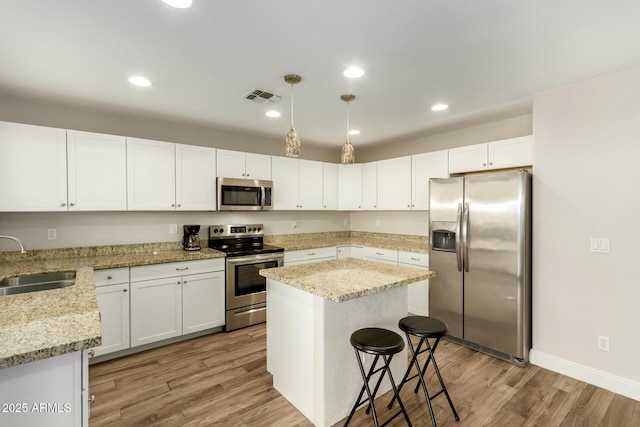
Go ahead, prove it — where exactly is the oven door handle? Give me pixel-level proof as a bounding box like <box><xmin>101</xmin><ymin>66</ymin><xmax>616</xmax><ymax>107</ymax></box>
<box><xmin>226</xmin><ymin>253</ymin><xmax>284</xmax><ymax>265</ymax></box>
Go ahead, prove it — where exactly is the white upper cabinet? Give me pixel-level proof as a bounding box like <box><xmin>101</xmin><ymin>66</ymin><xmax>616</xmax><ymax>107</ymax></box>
<box><xmin>271</xmin><ymin>157</ymin><xmax>323</xmax><ymax>210</ymax></box>
<box><xmin>448</xmin><ymin>135</ymin><xmax>533</xmax><ymax>173</ymax></box>
<box><xmin>67</xmin><ymin>130</ymin><xmax>127</xmax><ymax>211</ymax></box>
<box><xmin>338</xmin><ymin>164</ymin><xmax>362</xmax><ymax>210</ymax></box>
<box><xmin>271</xmin><ymin>156</ymin><xmax>300</xmax><ymax>210</ymax></box>
<box><xmin>127</xmin><ymin>137</ymin><xmax>176</xmax><ymax>210</ymax></box>
<box><xmin>322</xmin><ymin>163</ymin><xmax>338</xmax><ymax>210</ymax></box>
<box><xmin>0</xmin><ymin>121</ymin><xmax>68</xmax><ymax>211</ymax></box>
<box><xmin>361</xmin><ymin>162</ymin><xmax>378</xmax><ymax>210</ymax></box>
<box><xmin>298</xmin><ymin>159</ymin><xmax>324</xmax><ymax>210</ymax></box>
<box><xmin>128</xmin><ymin>138</ymin><xmax>216</xmax><ymax>211</ymax></box>
<box><xmin>412</xmin><ymin>150</ymin><xmax>449</xmax><ymax>210</ymax></box>
<box><xmin>216</xmin><ymin>149</ymin><xmax>271</xmax><ymax>180</ymax></box>
<box><xmin>377</xmin><ymin>156</ymin><xmax>412</xmax><ymax>210</ymax></box>
<box><xmin>487</xmin><ymin>135</ymin><xmax>534</xmax><ymax>170</ymax></box>
<box><xmin>175</xmin><ymin>144</ymin><xmax>216</xmax><ymax>210</ymax></box>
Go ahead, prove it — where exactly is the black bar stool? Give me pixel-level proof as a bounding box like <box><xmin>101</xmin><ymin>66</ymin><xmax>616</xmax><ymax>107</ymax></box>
<box><xmin>344</xmin><ymin>327</ymin><xmax>412</xmax><ymax>427</ymax></box>
<box><xmin>389</xmin><ymin>316</ymin><xmax>459</xmax><ymax>427</ymax></box>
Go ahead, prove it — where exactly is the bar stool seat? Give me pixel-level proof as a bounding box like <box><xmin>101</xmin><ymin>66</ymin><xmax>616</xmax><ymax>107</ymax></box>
<box><xmin>390</xmin><ymin>316</ymin><xmax>459</xmax><ymax>427</ymax></box>
<box><xmin>344</xmin><ymin>327</ymin><xmax>412</xmax><ymax>427</ymax></box>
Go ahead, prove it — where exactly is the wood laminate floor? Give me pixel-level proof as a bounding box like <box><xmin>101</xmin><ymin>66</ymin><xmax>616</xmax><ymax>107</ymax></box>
<box><xmin>89</xmin><ymin>324</ymin><xmax>639</xmax><ymax>426</ymax></box>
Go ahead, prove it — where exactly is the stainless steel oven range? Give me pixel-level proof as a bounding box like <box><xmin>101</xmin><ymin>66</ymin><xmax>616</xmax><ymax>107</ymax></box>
<box><xmin>208</xmin><ymin>224</ymin><xmax>284</xmax><ymax>331</ymax></box>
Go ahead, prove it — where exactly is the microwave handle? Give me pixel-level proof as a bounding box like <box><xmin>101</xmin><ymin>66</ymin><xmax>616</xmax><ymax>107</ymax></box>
<box><xmin>260</xmin><ymin>186</ymin><xmax>266</xmax><ymax>208</ymax></box>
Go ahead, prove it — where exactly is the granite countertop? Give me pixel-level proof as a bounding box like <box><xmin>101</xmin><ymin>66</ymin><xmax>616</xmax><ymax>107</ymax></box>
<box><xmin>265</xmin><ymin>231</ymin><xmax>429</xmax><ymax>254</ymax></box>
<box><xmin>259</xmin><ymin>258</ymin><xmax>434</xmax><ymax>303</ymax></box>
<box><xmin>0</xmin><ymin>243</ymin><xmax>225</xmax><ymax>370</ymax></box>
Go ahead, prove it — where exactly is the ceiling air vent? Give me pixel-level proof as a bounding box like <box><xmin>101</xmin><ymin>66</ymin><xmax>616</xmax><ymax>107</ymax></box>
<box><xmin>243</xmin><ymin>89</ymin><xmax>283</xmax><ymax>105</ymax></box>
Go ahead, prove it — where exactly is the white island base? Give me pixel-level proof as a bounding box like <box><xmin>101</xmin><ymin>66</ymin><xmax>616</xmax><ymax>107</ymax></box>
<box><xmin>267</xmin><ymin>278</ymin><xmax>408</xmax><ymax>427</ymax></box>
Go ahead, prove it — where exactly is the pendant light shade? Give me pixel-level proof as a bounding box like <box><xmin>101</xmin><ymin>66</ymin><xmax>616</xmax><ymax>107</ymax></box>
<box><xmin>340</xmin><ymin>94</ymin><xmax>356</xmax><ymax>164</ymax></box>
<box><xmin>284</xmin><ymin>74</ymin><xmax>302</xmax><ymax>158</ymax></box>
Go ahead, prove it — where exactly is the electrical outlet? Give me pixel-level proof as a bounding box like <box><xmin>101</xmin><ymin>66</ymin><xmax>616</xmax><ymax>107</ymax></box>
<box><xmin>292</xmin><ymin>221</ymin><xmax>298</xmax><ymax>229</ymax></box>
<box><xmin>597</xmin><ymin>335</ymin><xmax>610</xmax><ymax>352</ymax></box>
<box><xmin>169</xmin><ymin>224</ymin><xmax>178</xmax><ymax>234</ymax></box>
<box><xmin>343</xmin><ymin>219</ymin><xmax>348</xmax><ymax>226</ymax></box>
<box><xmin>590</xmin><ymin>238</ymin><xmax>610</xmax><ymax>253</ymax></box>
<box><xmin>47</xmin><ymin>228</ymin><xmax>57</xmax><ymax>240</ymax></box>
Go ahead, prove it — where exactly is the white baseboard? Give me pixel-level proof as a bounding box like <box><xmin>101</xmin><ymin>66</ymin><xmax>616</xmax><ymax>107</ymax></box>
<box><xmin>529</xmin><ymin>349</ymin><xmax>640</xmax><ymax>401</ymax></box>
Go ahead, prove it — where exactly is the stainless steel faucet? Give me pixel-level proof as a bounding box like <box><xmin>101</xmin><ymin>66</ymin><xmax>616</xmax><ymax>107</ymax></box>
<box><xmin>0</xmin><ymin>236</ymin><xmax>27</xmax><ymax>254</ymax></box>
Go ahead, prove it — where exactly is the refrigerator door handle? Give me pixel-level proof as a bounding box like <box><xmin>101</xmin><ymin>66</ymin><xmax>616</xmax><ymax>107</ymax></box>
<box><xmin>462</xmin><ymin>202</ymin><xmax>470</xmax><ymax>272</ymax></box>
<box><xmin>456</xmin><ymin>203</ymin><xmax>463</xmax><ymax>272</ymax></box>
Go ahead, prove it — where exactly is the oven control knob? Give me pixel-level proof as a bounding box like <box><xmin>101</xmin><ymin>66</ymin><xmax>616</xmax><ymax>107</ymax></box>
<box><xmin>257</xmin><ymin>227</ymin><xmax>262</xmax><ymax>231</ymax></box>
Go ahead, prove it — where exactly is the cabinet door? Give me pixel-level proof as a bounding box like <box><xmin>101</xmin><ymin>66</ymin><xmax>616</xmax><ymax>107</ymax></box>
<box><xmin>127</xmin><ymin>137</ymin><xmax>176</xmax><ymax>210</ymax></box>
<box><xmin>271</xmin><ymin>156</ymin><xmax>300</xmax><ymax>210</ymax></box>
<box><xmin>361</xmin><ymin>162</ymin><xmax>378</xmax><ymax>210</ymax></box>
<box><xmin>488</xmin><ymin>135</ymin><xmax>533</xmax><ymax>169</ymax></box>
<box><xmin>183</xmin><ymin>271</ymin><xmax>225</xmax><ymax>334</ymax></box>
<box><xmin>322</xmin><ymin>163</ymin><xmax>338</xmax><ymax>210</ymax></box>
<box><xmin>338</xmin><ymin>164</ymin><xmax>362</xmax><ymax>210</ymax></box>
<box><xmin>245</xmin><ymin>153</ymin><xmax>272</xmax><ymax>180</ymax></box>
<box><xmin>448</xmin><ymin>143</ymin><xmax>488</xmax><ymax>174</ymax></box>
<box><xmin>130</xmin><ymin>277</ymin><xmax>182</xmax><ymax>346</ymax></box>
<box><xmin>377</xmin><ymin>156</ymin><xmax>412</xmax><ymax>210</ymax></box>
<box><xmin>299</xmin><ymin>159</ymin><xmax>324</xmax><ymax>210</ymax></box>
<box><xmin>412</xmin><ymin>150</ymin><xmax>449</xmax><ymax>210</ymax></box>
<box><xmin>67</xmin><ymin>130</ymin><xmax>127</xmax><ymax>211</ymax></box>
<box><xmin>0</xmin><ymin>121</ymin><xmax>67</xmax><ymax>211</ymax></box>
<box><xmin>95</xmin><ymin>283</ymin><xmax>130</xmax><ymax>356</ymax></box>
<box><xmin>216</xmin><ymin>149</ymin><xmax>247</xmax><ymax>179</ymax></box>
<box><xmin>176</xmin><ymin>144</ymin><xmax>216</xmax><ymax>210</ymax></box>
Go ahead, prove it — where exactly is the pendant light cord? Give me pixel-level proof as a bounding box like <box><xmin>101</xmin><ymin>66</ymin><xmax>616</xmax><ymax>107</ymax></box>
<box><xmin>346</xmin><ymin>100</ymin><xmax>350</xmax><ymax>142</ymax></box>
<box><xmin>290</xmin><ymin>83</ymin><xmax>295</xmax><ymax>128</ymax></box>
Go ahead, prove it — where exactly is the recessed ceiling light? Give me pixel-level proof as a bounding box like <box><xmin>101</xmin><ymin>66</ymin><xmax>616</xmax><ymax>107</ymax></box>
<box><xmin>128</xmin><ymin>76</ymin><xmax>152</xmax><ymax>87</ymax></box>
<box><xmin>343</xmin><ymin>66</ymin><xmax>365</xmax><ymax>79</ymax></box>
<box><xmin>162</xmin><ymin>0</ymin><xmax>193</xmax><ymax>8</ymax></box>
<box><xmin>266</xmin><ymin>111</ymin><xmax>281</xmax><ymax>118</ymax></box>
<box><xmin>348</xmin><ymin>129</ymin><xmax>360</xmax><ymax>135</ymax></box>
<box><xmin>431</xmin><ymin>103</ymin><xmax>449</xmax><ymax>111</ymax></box>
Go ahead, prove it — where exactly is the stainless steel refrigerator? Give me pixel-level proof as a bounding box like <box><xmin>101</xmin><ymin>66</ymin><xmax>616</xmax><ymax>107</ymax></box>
<box><xmin>429</xmin><ymin>169</ymin><xmax>531</xmax><ymax>366</ymax></box>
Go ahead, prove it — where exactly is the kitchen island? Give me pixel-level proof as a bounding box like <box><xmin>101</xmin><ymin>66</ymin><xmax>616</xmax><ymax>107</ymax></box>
<box><xmin>259</xmin><ymin>258</ymin><xmax>434</xmax><ymax>427</ymax></box>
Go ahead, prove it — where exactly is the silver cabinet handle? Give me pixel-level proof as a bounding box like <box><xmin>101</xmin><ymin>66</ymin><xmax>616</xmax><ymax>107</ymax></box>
<box><xmin>69</xmin><ymin>202</ymin><xmax>75</xmax><ymax>207</ymax></box>
<box><xmin>88</xmin><ymin>395</ymin><xmax>95</xmax><ymax>404</ymax></box>
<box><xmin>123</xmin><ymin>288</ymin><xmax>128</xmax><ymax>293</ymax></box>
<box><xmin>61</xmin><ymin>202</ymin><xmax>66</xmax><ymax>207</ymax></box>
<box><xmin>246</xmin><ymin>173</ymin><xmax>250</xmax><ymax>177</ymax></box>
<box><xmin>482</xmin><ymin>162</ymin><xmax>487</xmax><ymax>167</ymax></box>
<box><xmin>176</xmin><ymin>267</ymin><xmax>189</xmax><ymax>271</ymax></box>
<box><xmin>107</xmin><ymin>275</ymin><xmax>113</xmax><ymax>279</ymax></box>
<box><xmin>410</xmin><ymin>257</ymin><xmax>420</xmax><ymax>261</ymax></box>
<box><xmin>88</xmin><ymin>349</ymin><xmax>95</xmax><ymax>358</ymax></box>
<box><xmin>488</xmin><ymin>162</ymin><xmax>493</xmax><ymax>166</ymax></box>
<box><xmin>171</xmin><ymin>204</ymin><xmax>175</xmax><ymax>207</ymax></box>
<box><xmin>307</xmin><ymin>252</ymin><xmax>316</xmax><ymax>256</ymax></box>
<box><xmin>177</xmin><ymin>204</ymin><xmax>181</xmax><ymax>207</ymax></box>
<box><xmin>376</xmin><ymin>252</ymin><xmax>384</xmax><ymax>256</ymax></box>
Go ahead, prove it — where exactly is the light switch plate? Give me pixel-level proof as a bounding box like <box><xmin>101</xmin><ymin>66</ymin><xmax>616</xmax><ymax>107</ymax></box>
<box><xmin>169</xmin><ymin>224</ymin><xmax>178</xmax><ymax>234</ymax></box>
<box><xmin>590</xmin><ymin>238</ymin><xmax>610</xmax><ymax>253</ymax></box>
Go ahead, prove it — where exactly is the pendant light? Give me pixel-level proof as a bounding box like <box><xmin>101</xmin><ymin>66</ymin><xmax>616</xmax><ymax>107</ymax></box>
<box><xmin>340</xmin><ymin>94</ymin><xmax>356</xmax><ymax>164</ymax></box>
<box><xmin>284</xmin><ymin>74</ymin><xmax>302</xmax><ymax>158</ymax></box>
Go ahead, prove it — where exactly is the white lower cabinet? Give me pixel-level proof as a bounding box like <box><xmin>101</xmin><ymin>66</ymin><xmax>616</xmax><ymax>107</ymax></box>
<box><xmin>398</xmin><ymin>251</ymin><xmax>430</xmax><ymax>316</ymax></box>
<box><xmin>337</xmin><ymin>245</ymin><xmax>363</xmax><ymax>259</ymax></box>
<box><xmin>284</xmin><ymin>247</ymin><xmax>337</xmax><ymax>266</ymax></box>
<box><xmin>130</xmin><ymin>259</ymin><xmax>225</xmax><ymax>347</ymax></box>
<box><xmin>94</xmin><ymin>268</ymin><xmax>130</xmax><ymax>357</ymax></box>
<box><xmin>362</xmin><ymin>246</ymin><xmax>398</xmax><ymax>265</ymax></box>
<box><xmin>0</xmin><ymin>350</ymin><xmax>90</xmax><ymax>427</ymax></box>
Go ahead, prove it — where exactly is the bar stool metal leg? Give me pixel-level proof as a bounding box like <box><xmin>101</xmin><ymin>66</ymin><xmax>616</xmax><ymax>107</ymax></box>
<box><xmin>345</xmin><ymin>327</ymin><xmax>413</xmax><ymax>427</ymax></box>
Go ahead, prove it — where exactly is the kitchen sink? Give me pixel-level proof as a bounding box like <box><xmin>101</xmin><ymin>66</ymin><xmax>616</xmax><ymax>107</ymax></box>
<box><xmin>0</xmin><ymin>271</ymin><xmax>76</xmax><ymax>296</ymax></box>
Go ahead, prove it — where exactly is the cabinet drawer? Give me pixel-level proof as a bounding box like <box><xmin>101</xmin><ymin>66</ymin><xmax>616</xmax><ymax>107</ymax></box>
<box><xmin>362</xmin><ymin>247</ymin><xmax>398</xmax><ymax>264</ymax></box>
<box><xmin>398</xmin><ymin>251</ymin><xmax>429</xmax><ymax>268</ymax></box>
<box><xmin>284</xmin><ymin>247</ymin><xmax>337</xmax><ymax>264</ymax></box>
<box><xmin>94</xmin><ymin>267</ymin><xmax>129</xmax><ymax>287</ymax></box>
<box><xmin>130</xmin><ymin>258</ymin><xmax>224</xmax><ymax>282</ymax></box>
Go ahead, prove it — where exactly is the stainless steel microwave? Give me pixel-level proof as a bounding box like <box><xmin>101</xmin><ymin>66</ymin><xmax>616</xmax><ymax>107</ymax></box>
<box><xmin>217</xmin><ymin>177</ymin><xmax>273</xmax><ymax>211</ymax></box>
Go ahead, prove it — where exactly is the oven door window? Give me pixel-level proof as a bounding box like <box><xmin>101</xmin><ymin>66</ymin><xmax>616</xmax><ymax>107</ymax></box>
<box><xmin>234</xmin><ymin>260</ymin><xmax>277</xmax><ymax>296</ymax></box>
<box><xmin>221</xmin><ymin>185</ymin><xmax>261</xmax><ymax>207</ymax></box>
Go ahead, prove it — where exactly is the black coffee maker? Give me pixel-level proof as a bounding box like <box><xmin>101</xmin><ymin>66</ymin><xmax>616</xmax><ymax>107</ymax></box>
<box><xmin>182</xmin><ymin>225</ymin><xmax>201</xmax><ymax>251</ymax></box>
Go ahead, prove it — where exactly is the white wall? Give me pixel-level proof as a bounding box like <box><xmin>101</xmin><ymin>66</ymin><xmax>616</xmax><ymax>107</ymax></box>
<box><xmin>531</xmin><ymin>66</ymin><xmax>640</xmax><ymax>399</ymax></box>
<box><xmin>0</xmin><ymin>211</ymin><xmax>350</xmax><ymax>251</ymax></box>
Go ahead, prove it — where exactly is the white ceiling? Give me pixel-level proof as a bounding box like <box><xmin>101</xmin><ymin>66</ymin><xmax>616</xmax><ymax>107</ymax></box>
<box><xmin>2</xmin><ymin>1</ymin><xmax>640</xmax><ymax>148</ymax></box>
